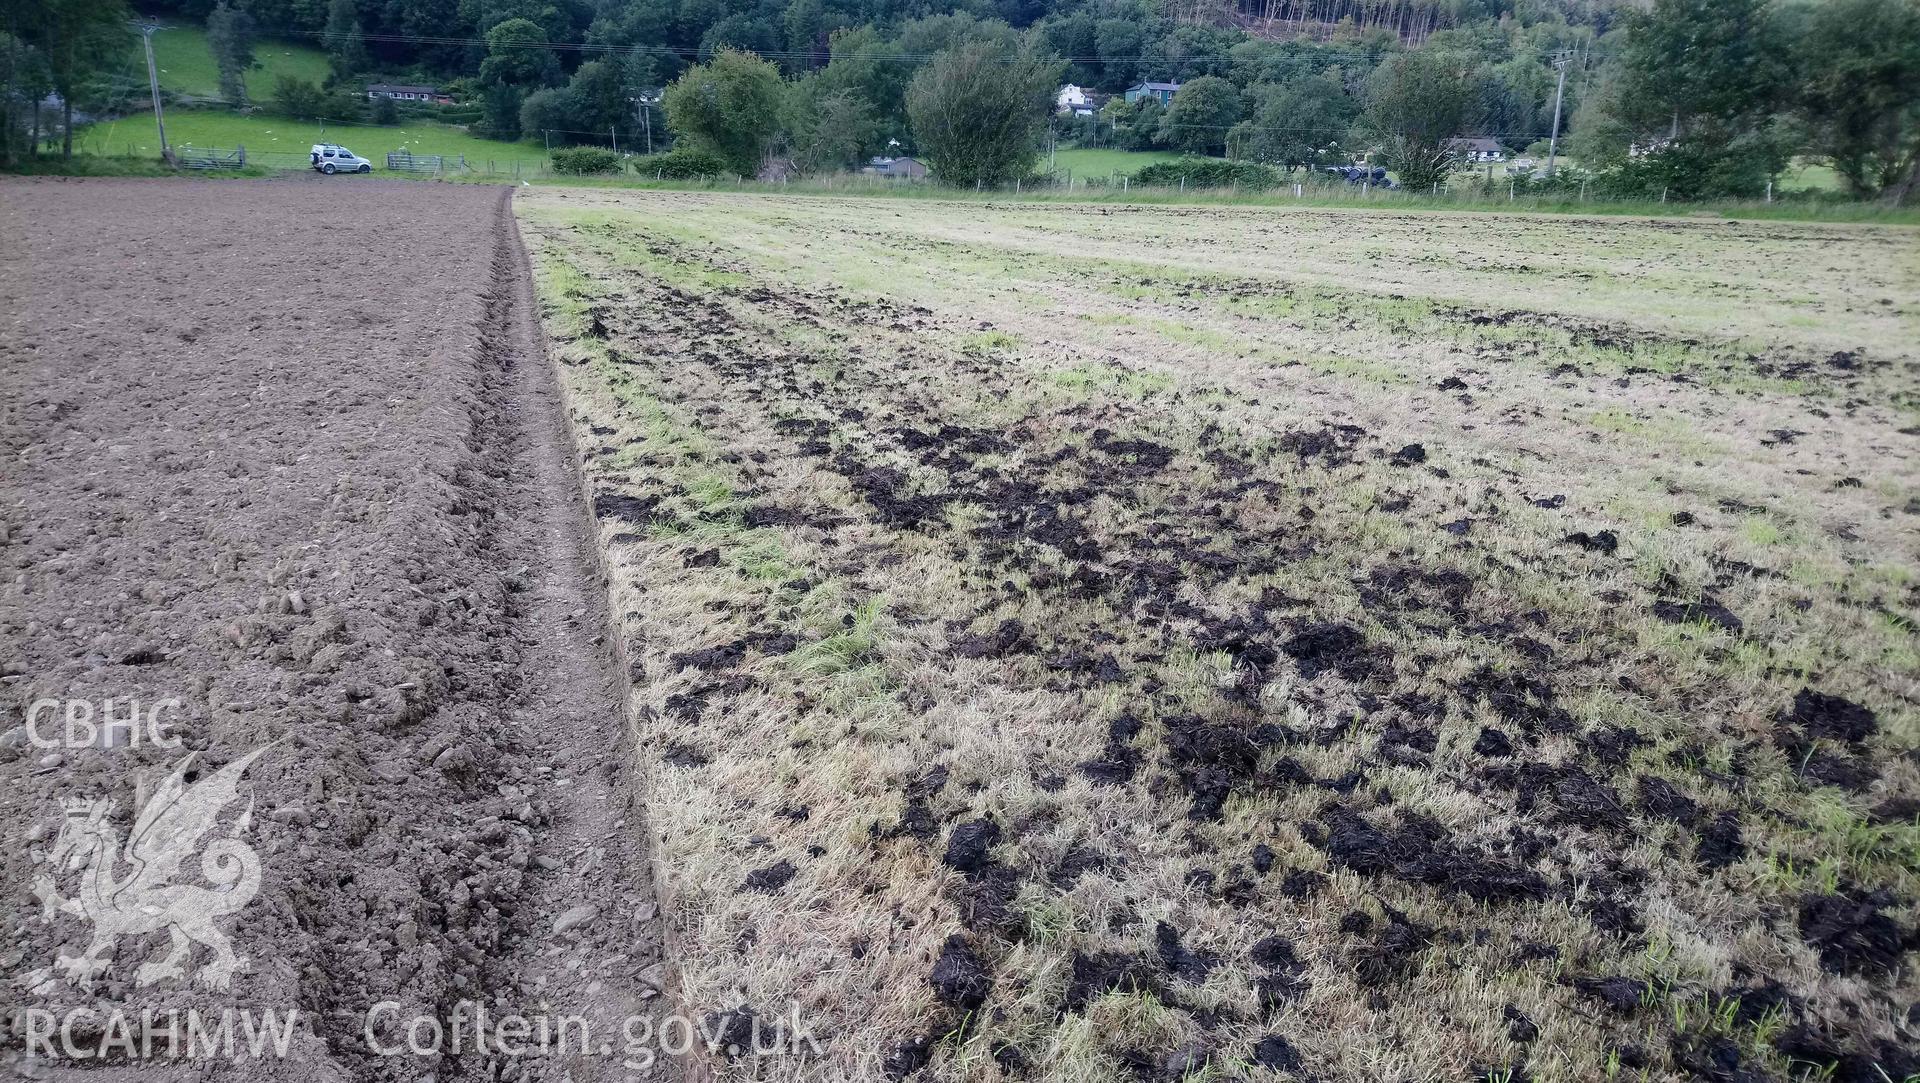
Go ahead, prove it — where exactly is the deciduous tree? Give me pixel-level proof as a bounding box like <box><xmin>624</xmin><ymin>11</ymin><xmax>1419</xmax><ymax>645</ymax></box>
<box><xmin>322</xmin><ymin>0</ymin><xmax>369</xmax><ymax>84</ymax></box>
<box><xmin>788</xmin><ymin>84</ymin><xmax>878</xmax><ymax>173</ymax></box>
<box><xmin>207</xmin><ymin>1</ymin><xmax>256</xmax><ymax>107</ymax></box>
<box><xmin>481</xmin><ymin>81</ymin><xmax>523</xmax><ymax>140</ymax></box>
<box><xmin>478</xmin><ymin>17</ymin><xmax>558</xmax><ymax>89</ymax></box>
<box><xmin>1794</xmin><ymin>0</ymin><xmax>1920</xmax><ymax>198</ymax></box>
<box><xmin>274</xmin><ymin>75</ymin><xmax>325</xmax><ymax>119</ymax></box>
<box><xmin>1157</xmin><ymin>75</ymin><xmax>1240</xmax><ymax>155</ymax></box>
<box><xmin>1237</xmin><ymin>71</ymin><xmax>1355</xmax><ymax>170</ymax></box>
<box><xmin>30</xmin><ymin>0</ymin><xmax>130</xmax><ymax>157</ymax></box>
<box><xmin>1364</xmin><ymin>49</ymin><xmax>1479</xmax><ymax>191</ymax></box>
<box><xmin>1606</xmin><ymin>0</ymin><xmax>1794</xmax><ymax>196</ymax></box>
<box><xmin>905</xmin><ymin>41</ymin><xmax>1060</xmax><ymax>187</ymax></box>
<box><xmin>662</xmin><ymin>48</ymin><xmax>786</xmax><ymax>175</ymax></box>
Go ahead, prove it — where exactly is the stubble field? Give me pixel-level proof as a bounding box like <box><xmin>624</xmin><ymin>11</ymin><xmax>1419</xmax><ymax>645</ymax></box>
<box><xmin>518</xmin><ymin>190</ymin><xmax>1920</xmax><ymax>1083</ymax></box>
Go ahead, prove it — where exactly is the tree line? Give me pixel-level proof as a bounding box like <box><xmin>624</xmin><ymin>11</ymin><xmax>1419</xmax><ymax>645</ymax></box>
<box><xmin>4</xmin><ymin>0</ymin><xmax>1916</xmax><ymax>202</ymax></box>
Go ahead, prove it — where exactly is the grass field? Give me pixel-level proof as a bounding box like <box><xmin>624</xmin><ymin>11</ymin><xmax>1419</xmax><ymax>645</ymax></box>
<box><xmin>148</xmin><ymin>25</ymin><xmax>331</xmax><ymax>101</ymax></box>
<box><xmin>517</xmin><ymin>190</ymin><xmax>1920</xmax><ymax>1081</ymax></box>
<box><xmin>74</xmin><ymin>108</ymin><xmax>541</xmax><ymax>163</ymax></box>
<box><xmin>1046</xmin><ymin>144</ymin><xmax>1185</xmax><ymax>179</ymax></box>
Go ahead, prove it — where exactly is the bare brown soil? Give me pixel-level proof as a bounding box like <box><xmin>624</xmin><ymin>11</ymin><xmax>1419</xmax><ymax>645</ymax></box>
<box><xmin>0</xmin><ymin>177</ymin><xmax>665</xmax><ymax>1081</ymax></box>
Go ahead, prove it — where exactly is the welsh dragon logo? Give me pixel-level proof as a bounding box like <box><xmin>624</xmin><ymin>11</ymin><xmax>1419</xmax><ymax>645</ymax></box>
<box><xmin>32</xmin><ymin>744</ymin><xmax>275</xmax><ymax>992</ymax></box>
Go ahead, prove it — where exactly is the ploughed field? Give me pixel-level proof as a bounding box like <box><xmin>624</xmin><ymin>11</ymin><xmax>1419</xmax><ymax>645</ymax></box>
<box><xmin>1</xmin><ymin>178</ymin><xmax>663</xmax><ymax>1082</ymax></box>
<box><xmin>518</xmin><ymin>190</ymin><xmax>1920</xmax><ymax>1083</ymax></box>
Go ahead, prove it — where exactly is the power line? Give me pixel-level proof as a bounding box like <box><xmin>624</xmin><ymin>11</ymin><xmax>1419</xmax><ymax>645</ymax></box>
<box><xmin>268</xmin><ymin>25</ymin><xmax>1601</xmax><ymax>68</ymax></box>
<box><xmin>1162</xmin><ymin>122</ymin><xmax>1559</xmax><ymax>139</ymax></box>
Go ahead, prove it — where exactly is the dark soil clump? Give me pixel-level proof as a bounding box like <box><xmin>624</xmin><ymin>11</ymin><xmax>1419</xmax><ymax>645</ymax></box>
<box><xmin>1564</xmin><ymin>530</ymin><xmax>1619</xmax><ymax>554</ymax></box>
<box><xmin>1553</xmin><ymin>770</ymin><xmax>1629</xmax><ymax>830</ymax></box>
<box><xmin>1281</xmin><ymin>623</ymin><xmax>1382</xmax><ymax>681</ymax></box>
<box><xmin>1154</xmin><ymin>921</ymin><xmax>1219</xmax><ymax>984</ymax></box>
<box><xmin>1310</xmin><ymin>805</ymin><xmax>1549</xmax><ymax>904</ymax></box>
<box><xmin>1250</xmin><ymin>1035</ymin><xmax>1303</xmax><ymax>1071</ymax></box>
<box><xmin>1573</xmin><ymin>976</ymin><xmax>1649</xmax><ymax>1013</ymax></box>
<box><xmin>943</xmin><ymin>818</ymin><xmax>1003</xmax><ymax>875</ymax></box>
<box><xmin>1064</xmin><ymin>951</ymin><xmax>1159</xmax><ymax>1011</ymax></box>
<box><xmin>1474</xmin><ymin>728</ymin><xmax>1514</xmax><ymax>757</ymax></box>
<box><xmin>1695</xmin><ymin>811</ymin><xmax>1746</xmax><ymax>869</ymax></box>
<box><xmin>1798</xmin><ymin>888</ymin><xmax>1914</xmax><ymax>976</ymax></box>
<box><xmin>1652</xmin><ymin>597</ymin><xmax>1743</xmax><ymax>632</ymax></box>
<box><xmin>929</xmin><ymin>935</ymin><xmax>993</xmax><ymax>1009</ymax></box>
<box><xmin>1781</xmin><ymin>688</ymin><xmax>1877</xmax><ymax>744</ymax></box>
<box><xmin>743</xmin><ymin>859</ymin><xmax>797</xmax><ymax>894</ymax></box>
<box><xmin>1352</xmin><ymin>908</ymin><xmax>1433</xmax><ymax>987</ymax></box>
<box><xmin>1637</xmin><ymin>776</ymin><xmax>1701</xmax><ymax>825</ymax></box>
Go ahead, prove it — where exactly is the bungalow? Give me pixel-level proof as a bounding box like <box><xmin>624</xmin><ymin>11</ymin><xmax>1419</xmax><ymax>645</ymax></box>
<box><xmin>864</xmin><ymin>155</ymin><xmax>928</xmax><ymax>179</ymax></box>
<box><xmin>1449</xmin><ymin>137</ymin><xmax>1506</xmax><ymax>163</ymax></box>
<box><xmin>1124</xmin><ymin>81</ymin><xmax>1180</xmax><ymax>105</ymax></box>
<box><xmin>366</xmin><ymin>83</ymin><xmax>451</xmax><ymax>105</ymax></box>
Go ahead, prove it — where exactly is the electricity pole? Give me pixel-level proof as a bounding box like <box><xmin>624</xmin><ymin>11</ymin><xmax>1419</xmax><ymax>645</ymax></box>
<box><xmin>628</xmin><ymin>96</ymin><xmax>652</xmax><ymax>154</ymax></box>
<box><xmin>1544</xmin><ymin>49</ymin><xmax>1572</xmax><ymax>178</ymax></box>
<box><xmin>135</xmin><ymin>22</ymin><xmax>172</xmax><ymax>163</ymax></box>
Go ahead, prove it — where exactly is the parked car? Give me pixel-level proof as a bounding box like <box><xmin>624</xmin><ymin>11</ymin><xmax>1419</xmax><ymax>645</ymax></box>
<box><xmin>310</xmin><ymin>144</ymin><xmax>372</xmax><ymax>174</ymax></box>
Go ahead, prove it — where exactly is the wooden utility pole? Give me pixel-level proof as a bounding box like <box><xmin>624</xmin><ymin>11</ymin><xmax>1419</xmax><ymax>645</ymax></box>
<box><xmin>135</xmin><ymin>23</ymin><xmax>171</xmax><ymax>163</ymax></box>
<box><xmin>1544</xmin><ymin>50</ymin><xmax>1572</xmax><ymax>178</ymax></box>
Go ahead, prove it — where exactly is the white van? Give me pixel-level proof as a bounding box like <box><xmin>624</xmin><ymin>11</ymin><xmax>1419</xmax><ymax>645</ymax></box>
<box><xmin>310</xmin><ymin>144</ymin><xmax>372</xmax><ymax>174</ymax></box>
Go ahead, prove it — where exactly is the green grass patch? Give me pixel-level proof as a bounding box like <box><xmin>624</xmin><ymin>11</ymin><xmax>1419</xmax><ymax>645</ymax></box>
<box><xmin>965</xmin><ymin>329</ymin><xmax>1022</xmax><ymax>354</ymax></box>
<box><xmin>1045</xmin><ymin>362</ymin><xmax>1175</xmax><ymax>399</ymax></box>
<box><xmin>0</xmin><ymin>154</ymin><xmax>272</xmax><ymax>178</ymax></box>
<box><xmin>149</xmin><ymin>25</ymin><xmax>330</xmax><ymax>101</ymax></box>
<box><xmin>1044</xmin><ymin>145</ymin><xmax>1184</xmax><ymax>180</ymax></box>
<box><xmin>75</xmin><ymin>108</ymin><xmax>539</xmax><ymax>164</ymax></box>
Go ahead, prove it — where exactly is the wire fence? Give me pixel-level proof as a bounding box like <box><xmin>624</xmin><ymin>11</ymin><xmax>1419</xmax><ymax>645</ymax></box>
<box><xmin>62</xmin><ymin>143</ymin><xmax>1869</xmax><ymax>219</ymax></box>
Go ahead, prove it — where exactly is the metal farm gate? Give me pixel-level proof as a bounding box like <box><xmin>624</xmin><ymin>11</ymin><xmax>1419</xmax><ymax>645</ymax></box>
<box><xmin>386</xmin><ymin>151</ymin><xmax>467</xmax><ymax>174</ymax></box>
<box><xmin>176</xmin><ymin>145</ymin><xmax>246</xmax><ymax>170</ymax></box>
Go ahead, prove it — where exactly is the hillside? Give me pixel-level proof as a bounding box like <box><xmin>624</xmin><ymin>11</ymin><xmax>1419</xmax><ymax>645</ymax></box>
<box><xmin>149</xmin><ymin>24</ymin><xmax>330</xmax><ymax>102</ymax></box>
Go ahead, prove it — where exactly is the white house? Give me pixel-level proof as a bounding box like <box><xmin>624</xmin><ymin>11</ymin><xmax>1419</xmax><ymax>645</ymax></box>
<box><xmin>1450</xmin><ymin>137</ymin><xmax>1506</xmax><ymax>163</ymax></box>
<box><xmin>1056</xmin><ymin>84</ymin><xmax>1091</xmax><ymax>113</ymax></box>
<box><xmin>366</xmin><ymin>83</ymin><xmax>449</xmax><ymax>104</ymax></box>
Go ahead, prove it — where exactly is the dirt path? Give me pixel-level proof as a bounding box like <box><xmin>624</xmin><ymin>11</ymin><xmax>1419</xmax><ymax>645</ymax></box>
<box><xmin>471</xmin><ymin>188</ymin><xmax>673</xmax><ymax>1083</ymax></box>
<box><xmin>0</xmin><ymin>177</ymin><xmax>666</xmax><ymax>1081</ymax></box>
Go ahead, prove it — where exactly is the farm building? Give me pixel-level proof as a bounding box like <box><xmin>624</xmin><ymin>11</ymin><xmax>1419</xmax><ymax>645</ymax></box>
<box><xmin>864</xmin><ymin>156</ymin><xmax>928</xmax><ymax>179</ymax></box>
<box><xmin>1449</xmin><ymin>137</ymin><xmax>1506</xmax><ymax>162</ymax></box>
<box><xmin>366</xmin><ymin>83</ymin><xmax>452</xmax><ymax>104</ymax></box>
<box><xmin>1124</xmin><ymin>81</ymin><xmax>1181</xmax><ymax>105</ymax></box>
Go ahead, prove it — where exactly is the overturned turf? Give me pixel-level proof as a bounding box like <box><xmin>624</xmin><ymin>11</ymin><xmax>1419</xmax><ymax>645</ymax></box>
<box><xmin>520</xmin><ymin>189</ymin><xmax>1920</xmax><ymax>1082</ymax></box>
